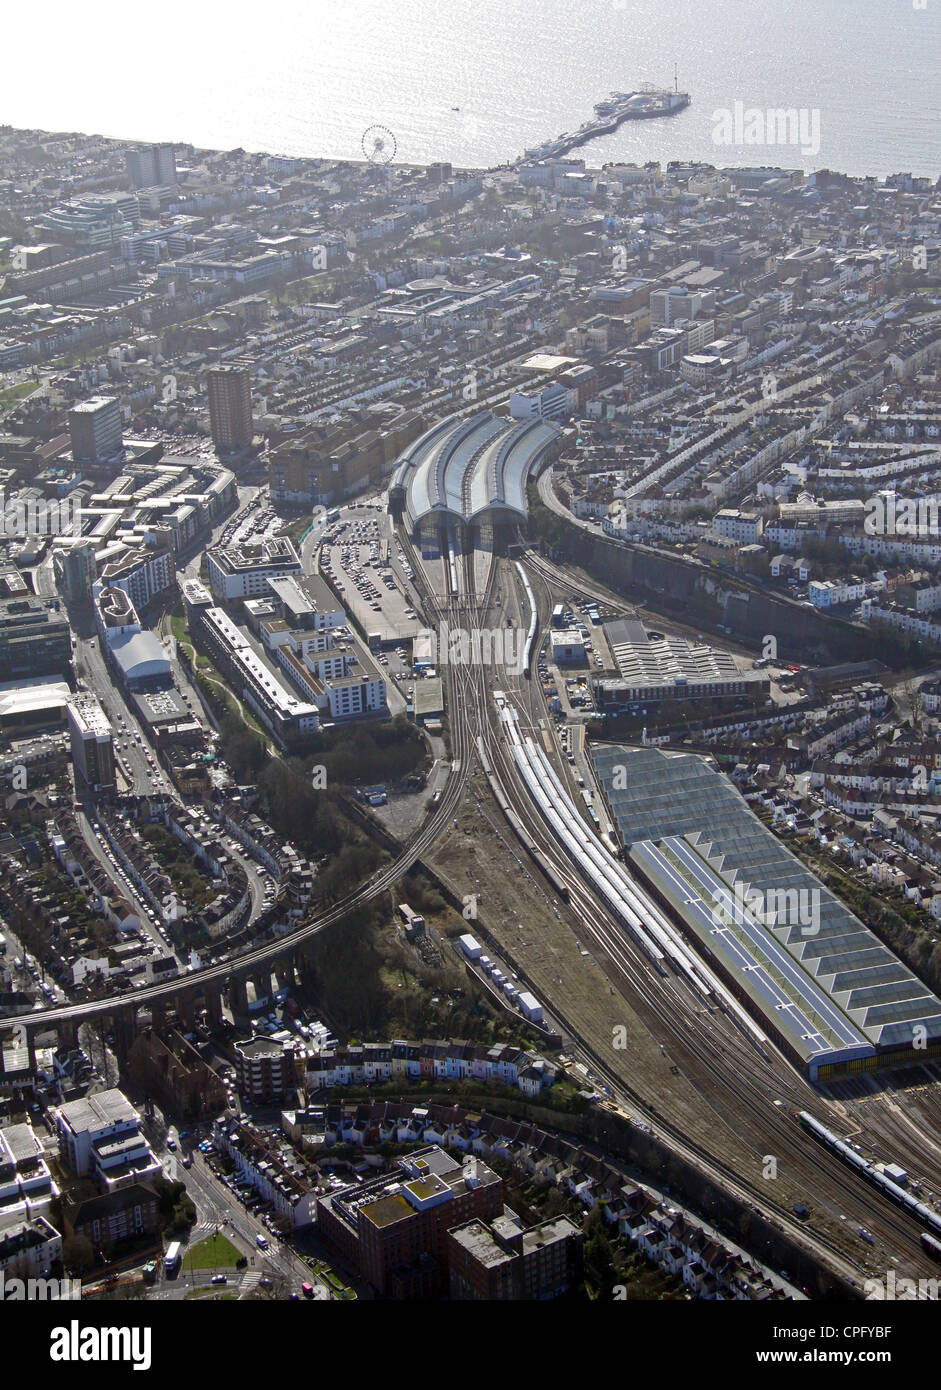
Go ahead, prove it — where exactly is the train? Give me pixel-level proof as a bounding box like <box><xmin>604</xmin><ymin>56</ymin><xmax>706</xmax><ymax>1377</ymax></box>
<box><xmin>921</xmin><ymin>1232</ymin><xmax>941</xmax><ymax>1262</ymax></box>
<box><xmin>514</xmin><ymin>561</ymin><xmax>537</xmax><ymax>678</ymax></box>
<box><xmin>494</xmin><ymin>701</ymin><xmax>776</xmax><ymax>1044</ymax></box>
<box><xmin>477</xmin><ymin>735</ymin><xmax>571</xmax><ymax>901</ymax></box>
<box><xmin>446</xmin><ymin>527</ymin><xmax>459</xmax><ymax>597</ymax></box>
<box><xmin>797</xmin><ymin>1110</ymin><xmax>941</xmax><ymax>1241</ymax></box>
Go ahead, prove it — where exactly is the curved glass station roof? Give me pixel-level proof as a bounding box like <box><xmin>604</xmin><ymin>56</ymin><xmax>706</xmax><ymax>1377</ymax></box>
<box><xmin>391</xmin><ymin>412</ymin><xmax>559</xmax><ymax>529</ymax></box>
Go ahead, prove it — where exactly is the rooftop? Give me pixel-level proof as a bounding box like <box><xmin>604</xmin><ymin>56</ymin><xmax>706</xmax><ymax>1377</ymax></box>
<box><xmin>391</xmin><ymin>411</ymin><xmax>559</xmax><ymax>528</ymax></box>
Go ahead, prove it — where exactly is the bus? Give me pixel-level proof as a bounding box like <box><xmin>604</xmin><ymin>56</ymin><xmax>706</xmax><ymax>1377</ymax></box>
<box><xmin>164</xmin><ymin>1242</ymin><xmax>182</xmax><ymax>1276</ymax></box>
<box><xmin>326</xmin><ymin>507</ymin><xmax>340</xmax><ymax>522</ymax></box>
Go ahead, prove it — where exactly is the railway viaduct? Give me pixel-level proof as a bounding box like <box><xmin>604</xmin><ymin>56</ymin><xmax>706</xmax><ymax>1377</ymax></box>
<box><xmin>4</xmin><ymin>941</ymin><xmax>320</xmax><ymax>1070</ymax></box>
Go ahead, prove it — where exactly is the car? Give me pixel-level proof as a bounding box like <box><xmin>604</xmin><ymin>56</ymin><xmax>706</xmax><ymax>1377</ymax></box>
<box><xmin>256</xmin><ymin>1234</ymin><xmax>268</xmax><ymax>1249</ymax></box>
<box><xmin>166</xmin><ymin>1138</ymin><xmax>177</xmax><ymax>1151</ymax></box>
<box><xmin>210</xmin><ymin>1274</ymin><xmax>227</xmax><ymax>1285</ymax></box>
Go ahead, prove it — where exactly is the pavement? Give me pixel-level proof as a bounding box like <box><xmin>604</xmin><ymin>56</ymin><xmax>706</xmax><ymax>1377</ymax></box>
<box><xmin>169</xmin><ymin>1139</ymin><xmax>332</xmax><ymax>1299</ymax></box>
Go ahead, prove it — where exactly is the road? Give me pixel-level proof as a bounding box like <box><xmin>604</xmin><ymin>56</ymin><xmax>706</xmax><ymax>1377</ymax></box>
<box><xmin>172</xmin><ymin>1142</ymin><xmax>330</xmax><ymax>1298</ymax></box>
<box><xmin>73</xmin><ymin>627</ymin><xmax>170</xmax><ymax>798</ymax></box>
<box><xmin>74</xmin><ymin>804</ymin><xmax>177</xmax><ymax>962</ymax></box>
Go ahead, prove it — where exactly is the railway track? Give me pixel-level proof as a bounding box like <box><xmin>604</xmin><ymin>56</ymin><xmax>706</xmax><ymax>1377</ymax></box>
<box><xmin>457</xmin><ymin>550</ymin><xmax>941</xmax><ymax>1277</ymax></box>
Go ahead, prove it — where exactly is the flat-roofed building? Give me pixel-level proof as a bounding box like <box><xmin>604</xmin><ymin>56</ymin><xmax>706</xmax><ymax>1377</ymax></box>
<box><xmin>207</xmin><ymin>367</ymin><xmax>254</xmax><ymax>451</ymax></box>
<box><xmin>206</xmin><ymin>537</ymin><xmax>301</xmax><ymax>601</ymax></box>
<box><xmin>52</xmin><ymin>540</ymin><xmax>97</xmax><ymax>604</ymax></box>
<box><xmin>317</xmin><ymin>1147</ymin><xmax>503</xmax><ymax>1298</ymax></box>
<box><xmin>126</xmin><ymin>143</ymin><xmax>177</xmax><ymax>190</ymax></box>
<box><xmin>233</xmin><ymin>1037</ymin><xmax>294</xmax><ymax>1103</ymax></box>
<box><xmin>69</xmin><ymin>396</ymin><xmax>123</xmax><ymax>464</ymax></box>
<box><xmin>267</xmin><ymin>573</ymin><xmax>344</xmax><ymax>630</ymax></box>
<box><xmin>274</xmin><ymin>640</ymin><xmax>387</xmax><ymax>722</ymax></box>
<box><xmin>0</xmin><ymin>595</ymin><xmax>71</xmax><ymax>682</ymax></box>
<box><xmin>549</xmin><ymin>628</ymin><xmax>585</xmax><ymax>665</ymax></box>
<box><xmin>196</xmin><ymin>605</ymin><xmax>318</xmax><ymax>743</ymax></box>
<box><xmin>67</xmin><ymin>693</ymin><xmax>115</xmax><ymax>790</ymax></box>
<box><xmin>51</xmin><ymin>1089</ymin><xmax>161</xmax><ymax>1193</ymax></box>
<box><xmin>0</xmin><ymin>679</ymin><xmax>70</xmax><ymax>736</ymax></box>
<box><xmin>0</xmin><ymin>1120</ymin><xmax>58</xmax><ymax>1222</ymax></box>
<box><xmin>97</xmin><ymin>544</ymin><xmax>173</xmax><ymax>612</ymax></box>
<box><xmin>448</xmin><ymin>1214</ymin><xmax>583</xmax><ymax>1300</ymax></box>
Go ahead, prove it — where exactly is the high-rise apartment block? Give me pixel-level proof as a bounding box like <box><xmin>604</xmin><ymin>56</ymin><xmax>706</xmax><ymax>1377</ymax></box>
<box><xmin>53</xmin><ymin>541</ymin><xmax>97</xmax><ymax>604</ymax></box>
<box><xmin>208</xmin><ymin>368</ymin><xmax>254</xmax><ymax>451</ymax></box>
<box><xmin>125</xmin><ymin>144</ymin><xmax>178</xmax><ymax>190</ymax></box>
<box><xmin>67</xmin><ymin>694</ymin><xmax>115</xmax><ymax>790</ymax></box>
<box><xmin>69</xmin><ymin>396</ymin><xmax>123</xmax><ymax>463</ymax></box>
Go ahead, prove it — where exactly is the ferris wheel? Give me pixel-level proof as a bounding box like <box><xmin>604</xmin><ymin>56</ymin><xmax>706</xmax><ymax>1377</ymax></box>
<box><xmin>361</xmin><ymin>124</ymin><xmax>397</xmax><ymax>165</ymax></box>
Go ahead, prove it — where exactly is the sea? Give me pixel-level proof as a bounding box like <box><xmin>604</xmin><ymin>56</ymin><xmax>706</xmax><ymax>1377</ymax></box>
<box><xmin>4</xmin><ymin>0</ymin><xmax>939</xmax><ymax>178</ymax></box>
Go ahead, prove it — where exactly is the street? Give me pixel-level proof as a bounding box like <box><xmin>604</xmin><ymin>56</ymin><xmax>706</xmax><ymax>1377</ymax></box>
<box><xmin>173</xmin><ymin>1140</ymin><xmax>331</xmax><ymax>1299</ymax></box>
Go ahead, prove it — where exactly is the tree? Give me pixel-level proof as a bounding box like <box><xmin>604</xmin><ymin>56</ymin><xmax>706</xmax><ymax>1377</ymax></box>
<box><xmin>582</xmin><ymin>1206</ymin><xmax>616</xmax><ymax>1299</ymax></box>
<box><xmin>62</xmin><ymin>1233</ymin><xmax>95</xmax><ymax>1273</ymax></box>
<box><xmin>541</xmin><ymin>1186</ymin><xmax>566</xmax><ymax>1218</ymax></box>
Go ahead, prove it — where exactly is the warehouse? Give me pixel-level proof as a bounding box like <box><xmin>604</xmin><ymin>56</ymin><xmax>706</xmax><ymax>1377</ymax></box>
<box><xmin>592</xmin><ymin>743</ymin><xmax>941</xmax><ymax>1080</ymax></box>
<box><xmin>0</xmin><ymin>679</ymin><xmax>70</xmax><ymax>735</ymax></box>
<box><xmin>595</xmin><ymin>619</ymin><xmax>769</xmax><ymax>715</ymax></box>
<box><xmin>549</xmin><ymin>629</ymin><xmax>585</xmax><ymax>666</ymax></box>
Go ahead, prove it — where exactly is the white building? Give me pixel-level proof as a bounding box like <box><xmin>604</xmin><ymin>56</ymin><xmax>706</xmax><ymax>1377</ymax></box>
<box><xmin>808</xmin><ymin>578</ymin><xmax>866</xmax><ymax>608</ymax></box>
<box><xmin>51</xmin><ymin>1089</ymin><xmax>161</xmax><ymax>1193</ymax></box>
<box><xmin>199</xmin><ymin>605</ymin><xmax>319</xmax><ymax>740</ymax></box>
<box><xmin>713</xmin><ymin>508</ymin><xmax>763</xmax><ymax>544</ymax></box>
<box><xmin>508</xmin><ymin>381</ymin><xmax>571</xmax><ymax>422</ymax></box>
<box><xmin>550</xmin><ymin>629</ymin><xmax>586</xmax><ymax>665</ymax></box>
<box><xmin>97</xmin><ymin>544</ymin><xmax>174</xmax><ymax>611</ymax></box>
<box><xmin>206</xmin><ymin>538</ymin><xmax>302</xmax><ymax>601</ymax></box>
<box><xmin>0</xmin><ymin>1122</ymin><xmax>58</xmax><ymax>1221</ymax></box>
<box><xmin>0</xmin><ymin>1217</ymin><xmax>62</xmax><ymax>1279</ymax></box>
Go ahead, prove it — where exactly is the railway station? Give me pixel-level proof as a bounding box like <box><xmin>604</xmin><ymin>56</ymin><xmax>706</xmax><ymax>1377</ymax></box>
<box><xmin>388</xmin><ymin>411</ymin><xmax>560</xmax><ymax>558</ymax></box>
<box><xmin>592</xmin><ymin>744</ymin><xmax>941</xmax><ymax>1081</ymax></box>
